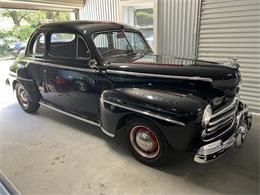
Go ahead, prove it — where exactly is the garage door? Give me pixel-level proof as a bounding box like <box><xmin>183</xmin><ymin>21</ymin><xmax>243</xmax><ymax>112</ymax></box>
<box><xmin>198</xmin><ymin>0</ymin><xmax>260</xmax><ymax>113</ymax></box>
<box><xmin>0</xmin><ymin>0</ymin><xmax>83</xmax><ymax>11</ymax></box>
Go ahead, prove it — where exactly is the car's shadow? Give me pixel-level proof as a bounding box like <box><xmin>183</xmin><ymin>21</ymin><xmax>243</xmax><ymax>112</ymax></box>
<box><xmin>1</xmin><ymin>103</ymin><xmax>259</xmax><ymax>194</ymax></box>
<box><xmin>38</xmin><ymin>105</ymin><xmax>260</xmax><ymax>194</ymax></box>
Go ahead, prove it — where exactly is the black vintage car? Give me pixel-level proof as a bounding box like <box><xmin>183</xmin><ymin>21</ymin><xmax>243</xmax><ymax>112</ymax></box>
<box><xmin>7</xmin><ymin>21</ymin><xmax>252</xmax><ymax>166</ymax></box>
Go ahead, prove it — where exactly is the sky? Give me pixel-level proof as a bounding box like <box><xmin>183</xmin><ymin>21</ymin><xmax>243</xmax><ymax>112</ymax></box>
<box><xmin>0</xmin><ymin>17</ymin><xmax>14</xmax><ymax>30</ymax></box>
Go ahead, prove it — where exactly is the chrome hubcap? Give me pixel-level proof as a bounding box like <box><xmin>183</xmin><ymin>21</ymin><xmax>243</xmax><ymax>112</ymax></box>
<box><xmin>20</xmin><ymin>91</ymin><xmax>28</xmax><ymax>102</ymax></box>
<box><xmin>136</xmin><ymin>132</ymin><xmax>155</xmax><ymax>152</ymax></box>
<box><xmin>130</xmin><ymin>125</ymin><xmax>160</xmax><ymax>158</ymax></box>
<box><xmin>17</xmin><ymin>86</ymin><xmax>29</xmax><ymax>107</ymax></box>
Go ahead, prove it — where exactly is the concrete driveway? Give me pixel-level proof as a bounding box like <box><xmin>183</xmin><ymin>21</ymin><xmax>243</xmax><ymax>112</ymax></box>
<box><xmin>0</xmin><ymin>59</ymin><xmax>259</xmax><ymax>195</ymax></box>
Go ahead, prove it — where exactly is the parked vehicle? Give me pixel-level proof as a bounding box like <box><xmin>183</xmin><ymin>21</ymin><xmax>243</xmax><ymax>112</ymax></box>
<box><xmin>6</xmin><ymin>21</ymin><xmax>252</xmax><ymax>166</ymax></box>
<box><xmin>9</xmin><ymin>42</ymin><xmax>26</xmax><ymax>57</ymax></box>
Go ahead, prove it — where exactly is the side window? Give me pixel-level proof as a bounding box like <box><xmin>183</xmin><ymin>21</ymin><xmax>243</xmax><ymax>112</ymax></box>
<box><xmin>49</xmin><ymin>33</ymin><xmax>90</xmax><ymax>60</ymax></box>
<box><xmin>32</xmin><ymin>33</ymin><xmax>45</xmax><ymax>55</ymax></box>
<box><xmin>50</xmin><ymin>33</ymin><xmax>76</xmax><ymax>58</ymax></box>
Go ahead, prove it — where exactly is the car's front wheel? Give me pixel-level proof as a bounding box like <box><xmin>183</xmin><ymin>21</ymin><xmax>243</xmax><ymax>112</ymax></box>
<box><xmin>125</xmin><ymin>118</ymin><xmax>170</xmax><ymax>166</ymax></box>
<box><xmin>15</xmin><ymin>82</ymin><xmax>40</xmax><ymax>113</ymax></box>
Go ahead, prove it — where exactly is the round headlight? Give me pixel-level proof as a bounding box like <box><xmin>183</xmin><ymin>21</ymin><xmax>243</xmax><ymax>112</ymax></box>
<box><xmin>202</xmin><ymin>105</ymin><xmax>212</xmax><ymax>128</ymax></box>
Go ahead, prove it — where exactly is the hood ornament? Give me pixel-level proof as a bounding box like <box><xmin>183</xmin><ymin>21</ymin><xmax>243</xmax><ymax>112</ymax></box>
<box><xmin>232</xmin><ymin>57</ymin><xmax>240</xmax><ymax>68</ymax></box>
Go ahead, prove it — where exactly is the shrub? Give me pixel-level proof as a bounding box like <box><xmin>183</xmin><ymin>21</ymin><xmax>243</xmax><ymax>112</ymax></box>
<box><xmin>11</xmin><ymin>25</ymin><xmax>34</xmax><ymax>41</ymax></box>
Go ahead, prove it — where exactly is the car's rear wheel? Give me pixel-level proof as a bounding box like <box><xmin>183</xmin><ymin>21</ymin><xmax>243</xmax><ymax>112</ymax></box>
<box><xmin>125</xmin><ymin>118</ymin><xmax>170</xmax><ymax>166</ymax></box>
<box><xmin>15</xmin><ymin>82</ymin><xmax>40</xmax><ymax>113</ymax></box>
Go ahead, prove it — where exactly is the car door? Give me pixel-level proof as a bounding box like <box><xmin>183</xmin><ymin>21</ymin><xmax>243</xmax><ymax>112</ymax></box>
<box><xmin>43</xmin><ymin>31</ymin><xmax>99</xmax><ymax>120</ymax></box>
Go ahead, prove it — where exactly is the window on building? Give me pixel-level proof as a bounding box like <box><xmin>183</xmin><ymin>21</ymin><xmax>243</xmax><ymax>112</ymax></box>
<box><xmin>133</xmin><ymin>8</ymin><xmax>154</xmax><ymax>47</ymax></box>
<box><xmin>121</xmin><ymin>1</ymin><xmax>156</xmax><ymax>50</ymax></box>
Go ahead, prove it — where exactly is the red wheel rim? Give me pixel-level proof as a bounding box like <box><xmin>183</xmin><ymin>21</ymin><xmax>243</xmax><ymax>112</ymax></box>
<box><xmin>130</xmin><ymin>125</ymin><xmax>160</xmax><ymax>158</ymax></box>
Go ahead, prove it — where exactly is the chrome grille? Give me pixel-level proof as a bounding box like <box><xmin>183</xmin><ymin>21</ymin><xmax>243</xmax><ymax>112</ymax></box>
<box><xmin>202</xmin><ymin>98</ymin><xmax>238</xmax><ymax>142</ymax></box>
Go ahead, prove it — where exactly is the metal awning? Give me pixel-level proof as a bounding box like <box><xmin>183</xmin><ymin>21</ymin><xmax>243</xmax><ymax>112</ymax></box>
<box><xmin>0</xmin><ymin>0</ymin><xmax>84</xmax><ymax>11</ymax></box>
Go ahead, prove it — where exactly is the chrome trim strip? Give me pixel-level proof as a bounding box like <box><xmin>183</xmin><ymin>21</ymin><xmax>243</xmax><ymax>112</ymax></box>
<box><xmin>44</xmin><ymin>62</ymin><xmax>96</xmax><ymax>73</ymax></box>
<box><xmin>100</xmin><ymin>126</ymin><xmax>115</xmax><ymax>137</ymax></box>
<box><xmin>202</xmin><ymin>119</ymin><xmax>236</xmax><ymax>142</ymax></box>
<box><xmin>19</xmin><ymin>59</ymin><xmax>96</xmax><ymax>73</ymax></box>
<box><xmin>207</xmin><ymin>117</ymin><xmax>234</xmax><ymax>132</ymax></box>
<box><xmin>211</xmin><ymin>98</ymin><xmax>238</xmax><ymax>119</ymax></box>
<box><xmin>16</xmin><ymin>76</ymin><xmax>33</xmax><ymax>81</ymax></box>
<box><xmin>21</xmin><ymin>59</ymin><xmax>212</xmax><ymax>82</ymax></box>
<box><xmin>107</xmin><ymin>70</ymin><xmax>212</xmax><ymax>82</ymax></box>
<box><xmin>39</xmin><ymin>102</ymin><xmax>116</xmax><ymax>137</ymax></box>
<box><xmin>9</xmin><ymin>71</ymin><xmax>17</xmax><ymax>77</ymax></box>
<box><xmin>39</xmin><ymin>102</ymin><xmax>100</xmax><ymax>127</ymax></box>
<box><xmin>236</xmin><ymin>105</ymin><xmax>249</xmax><ymax>128</ymax></box>
<box><xmin>209</xmin><ymin>109</ymin><xmax>236</xmax><ymax>126</ymax></box>
<box><xmin>100</xmin><ymin>98</ymin><xmax>185</xmax><ymax>126</ymax></box>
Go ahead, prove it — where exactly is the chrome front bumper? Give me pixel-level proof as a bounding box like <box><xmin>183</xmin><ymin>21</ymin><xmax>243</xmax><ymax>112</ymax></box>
<box><xmin>194</xmin><ymin>104</ymin><xmax>252</xmax><ymax>163</ymax></box>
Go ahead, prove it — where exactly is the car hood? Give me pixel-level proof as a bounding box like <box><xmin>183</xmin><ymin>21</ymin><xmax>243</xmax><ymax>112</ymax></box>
<box><xmin>105</xmin><ymin>54</ymin><xmax>240</xmax><ymax>97</ymax></box>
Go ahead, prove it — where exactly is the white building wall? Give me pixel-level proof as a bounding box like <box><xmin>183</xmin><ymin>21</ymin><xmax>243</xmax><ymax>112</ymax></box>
<box><xmin>79</xmin><ymin>0</ymin><xmax>199</xmax><ymax>58</ymax></box>
<box><xmin>79</xmin><ymin>0</ymin><xmax>120</xmax><ymax>21</ymax></box>
<box><xmin>198</xmin><ymin>0</ymin><xmax>260</xmax><ymax>113</ymax></box>
<box><xmin>157</xmin><ymin>0</ymin><xmax>199</xmax><ymax>58</ymax></box>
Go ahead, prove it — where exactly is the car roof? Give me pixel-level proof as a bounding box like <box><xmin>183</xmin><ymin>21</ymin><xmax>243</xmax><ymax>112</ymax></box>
<box><xmin>37</xmin><ymin>20</ymin><xmax>137</xmax><ymax>35</ymax></box>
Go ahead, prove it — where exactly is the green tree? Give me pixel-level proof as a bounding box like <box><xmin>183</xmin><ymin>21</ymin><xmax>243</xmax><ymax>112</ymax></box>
<box><xmin>0</xmin><ymin>9</ymin><xmax>70</xmax><ymax>27</ymax></box>
<box><xmin>0</xmin><ymin>9</ymin><xmax>71</xmax><ymax>57</ymax></box>
<box><xmin>0</xmin><ymin>9</ymin><xmax>30</xmax><ymax>26</ymax></box>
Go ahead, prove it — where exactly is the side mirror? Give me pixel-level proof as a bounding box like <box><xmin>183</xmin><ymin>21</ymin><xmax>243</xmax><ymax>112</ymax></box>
<box><xmin>88</xmin><ymin>59</ymin><xmax>98</xmax><ymax>69</ymax></box>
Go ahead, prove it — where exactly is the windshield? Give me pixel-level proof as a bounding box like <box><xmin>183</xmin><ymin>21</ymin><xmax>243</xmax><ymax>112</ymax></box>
<box><xmin>92</xmin><ymin>31</ymin><xmax>150</xmax><ymax>59</ymax></box>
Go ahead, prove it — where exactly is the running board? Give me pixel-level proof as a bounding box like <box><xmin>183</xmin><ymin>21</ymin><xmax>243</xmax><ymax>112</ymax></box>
<box><xmin>39</xmin><ymin>101</ymin><xmax>115</xmax><ymax>137</ymax></box>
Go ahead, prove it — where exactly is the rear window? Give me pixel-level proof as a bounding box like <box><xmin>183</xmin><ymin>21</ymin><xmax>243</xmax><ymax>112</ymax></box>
<box><xmin>51</xmin><ymin>33</ymin><xmax>76</xmax><ymax>43</ymax></box>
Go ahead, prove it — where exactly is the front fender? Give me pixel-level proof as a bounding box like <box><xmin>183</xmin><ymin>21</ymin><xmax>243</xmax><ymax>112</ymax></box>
<box><xmin>99</xmin><ymin>88</ymin><xmax>207</xmax><ymax>150</ymax></box>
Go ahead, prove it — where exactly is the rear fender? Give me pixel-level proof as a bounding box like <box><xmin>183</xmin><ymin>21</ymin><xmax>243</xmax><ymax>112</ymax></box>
<box><xmin>15</xmin><ymin>67</ymin><xmax>41</xmax><ymax>102</ymax></box>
